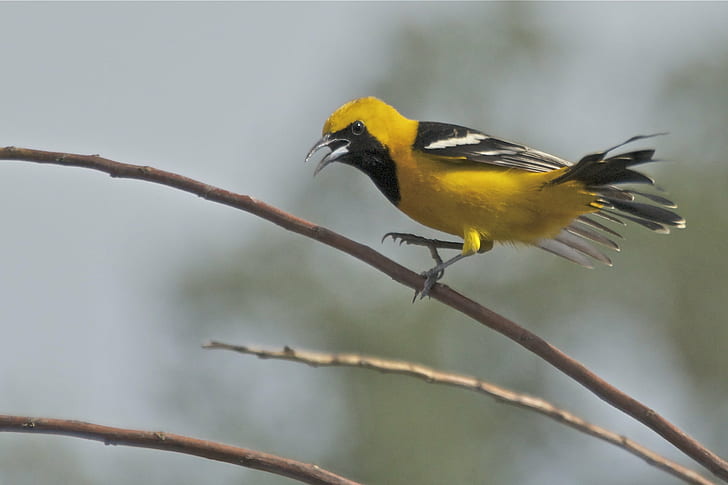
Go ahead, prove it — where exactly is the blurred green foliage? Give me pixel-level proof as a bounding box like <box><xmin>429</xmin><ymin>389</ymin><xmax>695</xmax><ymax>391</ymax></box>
<box><xmin>168</xmin><ymin>5</ymin><xmax>728</xmax><ymax>485</ymax></box>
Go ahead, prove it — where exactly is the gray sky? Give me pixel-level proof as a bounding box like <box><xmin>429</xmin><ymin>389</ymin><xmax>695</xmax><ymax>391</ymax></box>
<box><xmin>2</xmin><ymin>3</ymin><xmax>727</xmax><ymax>484</ymax></box>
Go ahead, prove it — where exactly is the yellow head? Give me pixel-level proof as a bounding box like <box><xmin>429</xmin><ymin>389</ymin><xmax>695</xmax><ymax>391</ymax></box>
<box><xmin>321</xmin><ymin>97</ymin><xmax>416</xmax><ymax>149</ymax></box>
<box><xmin>306</xmin><ymin>97</ymin><xmax>415</xmax><ymax>204</ymax></box>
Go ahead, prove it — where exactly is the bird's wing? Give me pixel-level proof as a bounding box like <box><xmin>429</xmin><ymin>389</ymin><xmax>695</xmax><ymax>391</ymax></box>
<box><xmin>414</xmin><ymin>121</ymin><xmax>569</xmax><ymax>173</ymax></box>
<box><xmin>415</xmin><ymin>124</ymin><xmax>682</xmax><ymax>267</ymax></box>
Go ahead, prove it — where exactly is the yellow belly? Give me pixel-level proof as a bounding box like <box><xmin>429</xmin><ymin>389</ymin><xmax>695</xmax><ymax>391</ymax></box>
<box><xmin>393</xmin><ymin>151</ymin><xmax>597</xmax><ymax>254</ymax></box>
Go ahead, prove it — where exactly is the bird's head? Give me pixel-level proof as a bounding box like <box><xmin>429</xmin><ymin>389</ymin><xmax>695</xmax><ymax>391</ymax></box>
<box><xmin>305</xmin><ymin>97</ymin><xmax>417</xmax><ymax>176</ymax></box>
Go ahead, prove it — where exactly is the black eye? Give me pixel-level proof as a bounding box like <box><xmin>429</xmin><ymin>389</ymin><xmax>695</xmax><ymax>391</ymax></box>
<box><xmin>351</xmin><ymin>120</ymin><xmax>365</xmax><ymax>135</ymax></box>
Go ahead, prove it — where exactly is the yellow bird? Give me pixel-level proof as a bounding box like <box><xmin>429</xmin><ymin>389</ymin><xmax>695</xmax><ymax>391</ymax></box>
<box><xmin>306</xmin><ymin>97</ymin><xmax>685</xmax><ymax>298</ymax></box>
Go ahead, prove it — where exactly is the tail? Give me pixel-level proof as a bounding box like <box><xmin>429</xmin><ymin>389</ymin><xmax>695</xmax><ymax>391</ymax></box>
<box><xmin>537</xmin><ymin>135</ymin><xmax>686</xmax><ymax>268</ymax></box>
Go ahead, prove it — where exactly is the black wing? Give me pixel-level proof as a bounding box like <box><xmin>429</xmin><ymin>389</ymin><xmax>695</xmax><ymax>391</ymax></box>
<box><xmin>414</xmin><ymin>121</ymin><xmax>569</xmax><ymax>173</ymax></box>
<box><xmin>414</xmin><ymin>123</ymin><xmax>684</xmax><ymax>267</ymax></box>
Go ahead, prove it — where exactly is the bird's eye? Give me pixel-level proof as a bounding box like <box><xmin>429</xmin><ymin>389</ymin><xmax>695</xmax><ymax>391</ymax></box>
<box><xmin>351</xmin><ymin>120</ymin><xmax>365</xmax><ymax>135</ymax></box>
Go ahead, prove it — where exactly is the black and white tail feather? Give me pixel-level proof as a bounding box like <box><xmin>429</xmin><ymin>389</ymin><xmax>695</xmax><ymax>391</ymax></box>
<box><xmin>538</xmin><ymin>134</ymin><xmax>685</xmax><ymax>268</ymax></box>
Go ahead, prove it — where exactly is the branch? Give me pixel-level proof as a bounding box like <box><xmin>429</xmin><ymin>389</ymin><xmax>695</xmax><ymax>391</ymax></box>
<box><xmin>0</xmin><ymin>414</ymin><xmax>360</xmax><ymax>485</ymax></box>
<box><xmin>1</xmin><ymin>146</ymin><xmax>726</xmax><ymax>481</ymax></box>
<box><xmin>204</xmin><ymin>341</ymin><xmax>714</xmax><ymax>485</ymax></box>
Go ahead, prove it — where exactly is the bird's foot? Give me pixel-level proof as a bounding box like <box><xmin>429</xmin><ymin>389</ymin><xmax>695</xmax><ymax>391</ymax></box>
<box><xmin>383</xmin><ymin>232</ymin><xmax>463</xmax><ymax>250</ymax></box>
<box><xmin>383</xmin><ymin>232</ymin><xmax>464</xmax><ymax>265</ymax></box>
<box><xmin>413</xmin><ymin>265</ymin><xmax>446</xmax><ymax>301</ymax></box>
<box><xmin>384</xmin><ymin>232</ymin><xmax>444</xmax><ymax>265</ymax></box>
<box><xmin>382</xmin><ymin>232</ymin><xmax>469</xmax><ymax>301</ymax></box>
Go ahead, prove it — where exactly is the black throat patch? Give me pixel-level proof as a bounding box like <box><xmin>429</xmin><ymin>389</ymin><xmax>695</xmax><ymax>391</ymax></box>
<box><xmin>334</xmin><ymin>127</ymin><xmax>401</xmax><ymax>205</ymax></box>
<box><xmin>358</xmin><ymin>148</ymin><xmax>400</xmax><ymax>205</ymax></box>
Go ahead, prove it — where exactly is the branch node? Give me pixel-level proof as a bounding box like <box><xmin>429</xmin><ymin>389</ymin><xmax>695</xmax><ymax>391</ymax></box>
<box><xmin>518</xmin><ymin>333</ymin><xmax>534</xmax><ymax>344</ymax></box>
<box><xmin>310</xmin><ymin>225</ymin><xmax>327</xmax><ymax>240</ymax></box>
<box><xmin>643</xmin><ymin>408</ymin><xmax>657</xmax><ymax>419</ymax></box>
<box><xmin>199</xmin><ymin>185</ymin><xmax>216</xmax><ymax>200</ymax></box>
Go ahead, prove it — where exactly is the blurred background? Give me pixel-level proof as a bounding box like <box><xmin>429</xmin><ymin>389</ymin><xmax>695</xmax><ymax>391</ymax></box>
<box><xmin>1</xmin><ymin>3</ymin><xmax>727</xmax><ymax>484</ymax></box>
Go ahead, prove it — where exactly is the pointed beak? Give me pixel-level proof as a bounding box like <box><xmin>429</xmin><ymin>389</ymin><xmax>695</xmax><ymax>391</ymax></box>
<box><xmin>305</xmin><ymin>134</ymin><xmax>350</xmax><ymax>175</ymax></box>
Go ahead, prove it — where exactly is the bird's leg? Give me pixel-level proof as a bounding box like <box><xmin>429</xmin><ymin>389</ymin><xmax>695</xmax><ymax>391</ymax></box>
<box><xmin>383</xmin><ymin>232</ymin><xmax>474</xmax><ymax>300</ymax></box>
<box><xmin>416</xmin><ymin>252</ymin><xmax>472</xmax><ymax>300</ymax></box>
<box><xmin>382</xmin><ymin>232</ymin><xmax>464</xmax><ymax>266</ymax></box>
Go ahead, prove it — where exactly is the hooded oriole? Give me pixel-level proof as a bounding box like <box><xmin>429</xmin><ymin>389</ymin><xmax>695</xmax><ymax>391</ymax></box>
<box><xmin>306</xmin><ymin>97</ymin><xmax>685</xmax><ymax>298</ymax></box>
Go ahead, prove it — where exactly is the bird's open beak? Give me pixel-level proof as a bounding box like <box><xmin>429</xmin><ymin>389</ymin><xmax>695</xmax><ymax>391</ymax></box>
<box><xmin>305</xmin><ymin>134</ymin><xmax>350</xmax><ymax>175</ymax></box>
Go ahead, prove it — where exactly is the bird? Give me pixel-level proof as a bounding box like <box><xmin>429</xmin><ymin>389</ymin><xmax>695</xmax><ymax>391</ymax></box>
<box><xmin>305</xmin><ymin>97</ymin><xmax>685</xmax><ymax>299</ymax></box>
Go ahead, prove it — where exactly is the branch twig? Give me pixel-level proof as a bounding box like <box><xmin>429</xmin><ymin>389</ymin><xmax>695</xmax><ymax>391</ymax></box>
<box><xmin>204</xmin><ymin>341</ymin><xmax>714</xmax><ymax>485</ymax></box>
<box><xmin>1</xmin><ymin>146</ymin><xmax>725</xmax><ymax>481</ymax></box>
<box><xmin>0</xmin><ymin>414</ymin><xmax>359</xmax><ymax>485</ymax></box>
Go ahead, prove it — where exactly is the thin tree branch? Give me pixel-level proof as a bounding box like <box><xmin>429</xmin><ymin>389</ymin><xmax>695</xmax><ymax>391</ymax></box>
<box><xmin>0</xmin><ymin>414</ymin><xmax>360</xmax><ymax>485</ymax></box>
<box><xmin>1</xmin><ymin>146</ymin><xmax>726</xmax><ymax>481</ymax></box>
<box><xmin>203</xmin><ymin>341</ymin><xmax>714</xmax><ymax>485</ymax></box>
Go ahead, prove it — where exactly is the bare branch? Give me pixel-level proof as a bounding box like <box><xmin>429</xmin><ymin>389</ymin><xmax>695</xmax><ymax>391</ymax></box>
<box><xmin>0</xmin><ymin>414</ymin><xmax>359</xmax><ymax>485</ymax></box>
<box><xmin>204</xmin><ymin>341</ymin><xmax>714</xmax><ymax>485</ymax></box>
<box><xmin>1</xmin><ymin>146</ymin><xmax>726</xmax><ymax>481</ymax></box>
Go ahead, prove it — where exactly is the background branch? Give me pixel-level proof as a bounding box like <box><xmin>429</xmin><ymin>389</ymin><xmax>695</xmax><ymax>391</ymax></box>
<box><xmin>1</xmin><ymin>146</ymin><xmax>725</xmax><ymax>481</ymax></box>
<box><xmin>203</xmin><ymin>341</ymin><xmax>714</xmax><ymax>485</ymax></box>
<box><xmin>0</xmin><ymin>414</ymin><xmax>360</xmax><ymax>485</ymax></box>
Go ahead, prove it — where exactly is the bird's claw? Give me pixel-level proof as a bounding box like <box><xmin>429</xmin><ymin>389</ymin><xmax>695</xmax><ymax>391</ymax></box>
<box><xmin>383</xmin><ymin>232</ymin><xmax>445</xmax><ymax>265</ymax></box>
<box><xmin>382</xmin><ymin>232</ymin><xmax>414</xmax><ymax>246</ymax></box>
<box><xmin>413</xmin><ymin>267</ymin><xmax>445</xmax><ymax>301</ymax></box>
